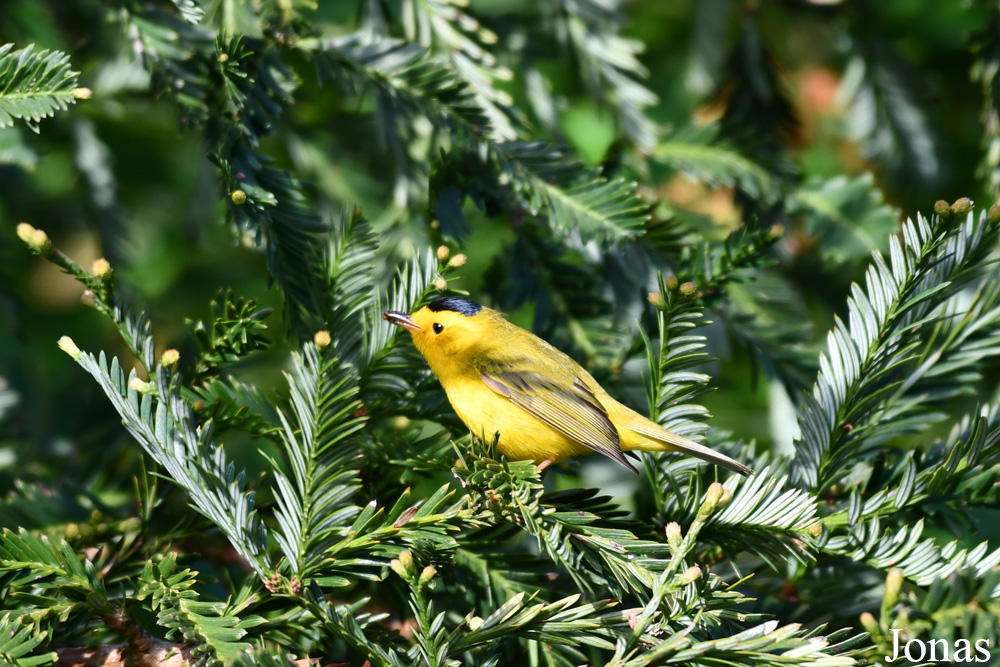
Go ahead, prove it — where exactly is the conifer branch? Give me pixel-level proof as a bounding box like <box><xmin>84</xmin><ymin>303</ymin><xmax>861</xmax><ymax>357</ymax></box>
<box><xmin>136</xmin><ymin>554</ymin><xmax>260</xmax><ymax>667</ymax></box>
<box><xmin>0</xmin><ymin>44</ymin><xmax>81</xmax><ymax>131</ymax></box>
<box><xmin>120</xmin><ymin>9</ymin><xmax>329</xmax><ymax>330</ymax></box>
<box><xmin>17</xmin><ymin>223</ymin><xmax>154</xmax><ymax>366</ymax></box>
<box><xmin>454</xmin><ymin>444</ymin><xmax>669</xmax><ymax>598</ymax></box>
<box><xmin>822</xmin><ymin>517</ymin><xmax>1000</xmax><ymax>587</ymax></box>
<box><xmin>66</xmin><ymin>353</ymin><xmax>270</xmax><ymax>575</ymax></box>
<box><xmin>402</xmin><ymin>0</ymin><xmax>517</xmax><ymax>140</ymax></box>
<box><xmin>542</xmin><ymin>0</ymin><xmax>659</xmax><ymax>150</ymax></box>
<box><xmin>361</xmin><ymin>249</ymin><xmax>442</xmax><ymax>399</ymax></box>
<box><xmin>841</xmin><ymin>19</ymin><xmax>943</xmax><ymax>188</ymax></box>
<box><xmin>789</xmin><ymin>173</ymin><xmax>900</xmax><ymax>266</ymax></box>
<box><xmin>0</xmin><ymin>613</ymin><xmax>55</xmax><ymax>667</ymax></box>
<box><xmin>314</xmin><ymin>34</ymin><xmax>647</xmax><ymax>245</ymax></box>
<box><xmin>972</xmin><ymin>2</ymin><xmax>1000</xmax><ymax>200</ymax></box>
<box><xmin>793</xmin><ymin>211</ymin><xmax>1000</xmax><ymax>491</ymax></box>
<box><xmin>653</xmin><ymin>124</ymin><xmax>777</xmax><ymax>200</ymax></box>
<box><xmin>643</xmin><ymin>277</ymin><xmax>713</xmax><ymax>443</ymax></box>
<box><xmin>271</xmin><ymin>343</ymin><xmax>365</xmax><ymax>576</ymax></box>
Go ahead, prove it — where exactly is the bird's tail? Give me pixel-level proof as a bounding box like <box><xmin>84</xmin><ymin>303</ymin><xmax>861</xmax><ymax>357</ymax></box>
<box><xmin>625</xmin><ymin>421</ymin><xmax>754</xmax><ymax>476</ymax></box>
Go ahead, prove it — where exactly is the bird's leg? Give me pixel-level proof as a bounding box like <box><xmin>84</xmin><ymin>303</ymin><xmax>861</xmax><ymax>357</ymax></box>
<box><xmin>537</xmin><ymin>458</ymin><xmax>555</xmax><ymax>472</ymax></box>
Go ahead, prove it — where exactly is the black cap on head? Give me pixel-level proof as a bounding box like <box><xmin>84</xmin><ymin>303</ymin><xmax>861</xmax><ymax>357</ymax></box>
<box><xmin>427</xmin><ymin>297</ymin><xmax>482</xmax><ymax>317</ymax></box>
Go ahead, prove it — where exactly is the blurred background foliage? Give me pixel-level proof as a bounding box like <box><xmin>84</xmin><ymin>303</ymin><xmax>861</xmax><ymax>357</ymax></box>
<box><xmin>2</xmin><ymin>0</ymin><xmax>1000</xmax><ymax>663</ymax></box>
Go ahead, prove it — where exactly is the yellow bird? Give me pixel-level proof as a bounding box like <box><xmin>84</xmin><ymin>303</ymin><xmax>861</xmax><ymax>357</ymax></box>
<box><xmin>383</xmin><ymin>297</ymin><xmax>752</xmax><ymax>476</ymax></box>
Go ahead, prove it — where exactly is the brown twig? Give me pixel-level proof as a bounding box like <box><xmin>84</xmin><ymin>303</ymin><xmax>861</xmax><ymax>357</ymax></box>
<box><xmin>55</xmin><ymin>638</ymin><xmax>192</xmax><ymax>667</ymax></box>
<box><xmin>55</xmin><ymin>643</ymin><xmax>330</xmax><ymax>667</ymax></box>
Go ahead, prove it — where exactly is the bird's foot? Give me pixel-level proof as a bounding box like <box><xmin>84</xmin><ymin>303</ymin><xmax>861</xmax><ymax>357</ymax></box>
<box><xmin>536</xmin><ymin>458</ymin><xmax>555</xmax><ymax>472</ymax></box>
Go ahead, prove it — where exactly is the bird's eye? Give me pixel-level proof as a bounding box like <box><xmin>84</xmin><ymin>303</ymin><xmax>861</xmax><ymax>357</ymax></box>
<box><xmin>433</xmin><ymin>323</ymin><xmax>444</xmax><ymax>334</ymax></box>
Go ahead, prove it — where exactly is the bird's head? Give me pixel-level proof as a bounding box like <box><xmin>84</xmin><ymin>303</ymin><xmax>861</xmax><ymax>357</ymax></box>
<box><xmin>383</xmin><ymin>297</ymin><xmax>489</xmax><ymax>375</ymax></box>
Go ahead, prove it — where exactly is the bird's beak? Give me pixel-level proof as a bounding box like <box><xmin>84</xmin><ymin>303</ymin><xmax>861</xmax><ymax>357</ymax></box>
<box><xmin>382</xmin><ymin>310</ymin><xmax>423</xmax><ymax>332</ymax></box>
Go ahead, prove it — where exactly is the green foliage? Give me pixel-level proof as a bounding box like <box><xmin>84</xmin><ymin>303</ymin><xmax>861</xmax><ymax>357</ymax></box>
<box><xmin>3</xmin><ymin>1</ymin><xmax>1000</xmax><ymax>666</ymax></box>
<box><xmin>136</xmin><ymin>554</ymin><xmax>259</xmax><ymax>667</ymax></box>
<box><xmin>789</xmin><ymin>174</ymin><xmax>899</xmax><ymax>266</ymax></box>
<box><xmin>0</xmin><ymin>44</ymin><xmax>79</xmax><ymax>131</ymax></box>
<box><xmin>793</xmin><ymin>211</ymin><xmax>1000</xmax><ymax>491</ymax></box>
<box><xmin>973</xmin><ymin>1</ymin><xmax>1000</xmax><ymax>201</ymax></box>
<box><xmin>188</xmin><ymin>290</ymin><xmax>272</xmax><ymax>382</ymax></box>
<box><xmin>0</xmin><ymin>527</ymin><xmax>105</xmax><ymax>601</ymax></box>
<box><xmin>0</xmin><ymin>613</ymin><xmax>55</xmax><ymax>667</ymax></box>
<box><xmin>839</xmin><ymin>11</ymin><xmax>943</xmax><ymax>189</ymax></box>
<box><xmin>271</xmin><ymin>342</ymin><xmax>365</xmax><ymax>575</ymax></box>
<box><xmin>653</xmin><ymin>123</ymin><xmax>778</xmax><ymax>201</ymax></box>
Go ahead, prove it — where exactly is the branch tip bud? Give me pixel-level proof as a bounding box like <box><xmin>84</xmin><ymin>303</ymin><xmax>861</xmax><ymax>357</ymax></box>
<box><xmin>128</xmin><ymin>377</ymin><xmax>154</xmax><ymax>394</ymax></box>
<box><xmin>160</xmin><ymin>349</ymin><xmax>180</xmax><ymax>367</ymax></box>
<box><xmin>679</xmin><ymin>281</ymin><xmax>697</xmax><ymax>296</ymax></box>
<box><xmin>389</xmin><ymin>559</ymin><xmax>408</xmax><ymax>579</ymax></box>
<box><xmin>231</xmin><ymin>189</ymin><xmax>247</xmax><ymax>205</ymax></box>
<box><xmin>16</xmin><ymin>222</ymin><xmax>35</xmax><ymax>244</ymax></box>
<box><xmin>73</xmin><ymin>87</ymin><xmax>92</xmax><ymax>100</ymax></box>
<box><xmin>665</xmin><ymin>275</ymin><xmax>679</xmax><ymax>292</ymax></box>
<box><xmin>91</xmin><ymin>258</ymin><xmax>111</xmax><ymax>278</ymax></box>
<box><xmin>679</xmin><ymin>565</ymin><xmax>702</xmax><ymax>584</ymax></box>
<box><xmin>468</xmin><ymin>616</ymin><xmax>483</xmax><ymax>631</ymax></box>
<box><xmin>665</xmin><ymin>521</ymin><xmax>682</xmax><ymax>548</ymax></box>
<box><xmin>434</xmin><ymin>277</ymin><xmax>447</xmax><ymax>290</ymax></box>
<box><xmin>989</xmin><ymin>205</ymin><xmax>1000</xmax><ymax>223</ymax></box>
<box><xmin>314</xmin><ymin>330</ymin><xmax>331</xmax><ymax>349</ymax></box>
<box><xmin>949</xmin><ymin>197</ymin><xmax>974</xmax><ymax>216</ymax></box>
<box><xmin>859</xmin><ymin>611</ymin><xmax>878</xmax><ymax>635</ymax></box>
<box><xmin>57</xmin><ymin>336</ymin><xmax>81</xmax><ymax>359</ymax></box>
<box><xmin>419</xmin><ymin>565</ymin><xmax>436</xmax><ymax>584</ymax></box>
<box><xmin>398</xmin><ymin>549</ymin><xmax>414</xmax><ymax>573</ymax></box>
<box><xmin>448</xmin><ymin>253</ymin><xmax>467</xmax><ymax>268</ymax></box>
<box><xmin>700</xmin><ymin>482</ymin><xmax>724</xmax><ymax>515</ymax></box>
<box><xmin>18</xmin><ymin>223</ymin><xmax>51</xmax><ymax>253</ymax></box>
<box><xmin>885</xmin><ymin>568</ymin><xmax>903</xmax><ymax>603</ymax></box>
<box><xmin>436</xmin><ymin>245</ymin><xmax>450</xmax><ymax>262</ymax></box>
<box><xmin>648</xmin><ymin>292</ymin><xmax>664</xmax><ymax>308</ymax></box>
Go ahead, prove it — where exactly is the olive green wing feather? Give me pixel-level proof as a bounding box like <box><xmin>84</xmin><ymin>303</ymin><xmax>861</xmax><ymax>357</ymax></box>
<box><xmin>477</xmin><ymin>359</ymin><xmax>638</xmax><ymax>473</ymax></box>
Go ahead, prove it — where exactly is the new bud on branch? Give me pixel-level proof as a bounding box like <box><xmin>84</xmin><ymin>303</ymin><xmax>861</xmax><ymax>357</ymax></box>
<box><xmin>665</xmin><ymin>521</ymin><xmax>682</xmax><ymax>549</ymax></box>
<box><xmin>949</xmin><ymin>197</ymin><xmax>974</xmax><ymax>216</ymax></box>
<box><xmin>679</xmin><ymin>565</ymin><xmax>702</xmax><ymax>584</ymax></box>
<box><xmin>314</xmin><ymin>330</ymin><xmax>331</xmax><ymax>349</ymax></box>
<box><xmin>128</xmin><ymin>377</ymin><xmax>155</xmax><ymax>394</ymax></box>
<box><xmin>91</xmin><ymin>258</ymin><xmax>111</xmax><ymax>278</ymax></box>
<box><xmin>57</xmin><ymin>336</ymin><xmax>81</xmax><ymax>360</ymax></box>
<box><xmin>17</xmin><ymin>223</ymin><xmax>51</xmax><ymax>254</ymax></box>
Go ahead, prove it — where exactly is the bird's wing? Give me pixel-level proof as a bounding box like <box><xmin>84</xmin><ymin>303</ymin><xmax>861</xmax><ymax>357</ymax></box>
<box><xmin>477</xmin><ymin>359</ymin><xmax>637</xmax><ymax>473</ymax></box>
